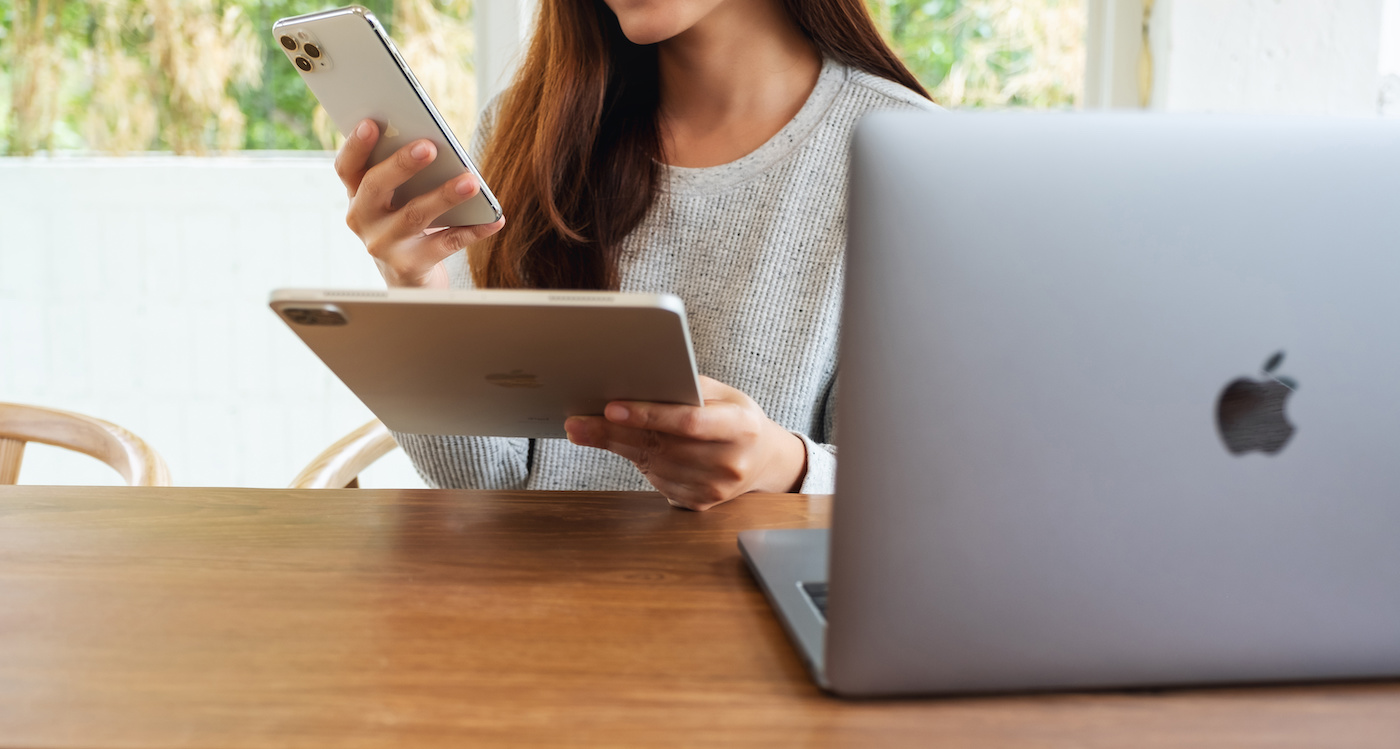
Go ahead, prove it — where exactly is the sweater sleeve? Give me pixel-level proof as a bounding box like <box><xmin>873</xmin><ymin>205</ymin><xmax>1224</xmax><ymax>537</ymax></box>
<box><xmin>794</xmin><ymin>373</ymin><xmax>838</xmax><ymax>495</ymax></box>
<box><xmin>393</xmin><ymin>432</ymin><xmax>532</xmax><ymax>490</ymax></box>
<box><xmin>795</xmin><ymin>433</ymin><xmax>837</xmax><ymax>495</ymax></box>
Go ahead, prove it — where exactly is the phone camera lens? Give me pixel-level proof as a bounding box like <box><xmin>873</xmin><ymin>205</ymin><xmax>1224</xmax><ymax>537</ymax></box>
<box><xmin>279</xmin><ymin>35</ymin><xmax>297</xmax><ymax>51</ymax></box>
<box><xmin>295</xmin><ymin>56</ymin><xmax>313</xmax><ymax>72</ymax></box>
<box><xmin>303</xmin><ymin>43</ymin><xmax>321</xmax><ymax>59</ymax></box>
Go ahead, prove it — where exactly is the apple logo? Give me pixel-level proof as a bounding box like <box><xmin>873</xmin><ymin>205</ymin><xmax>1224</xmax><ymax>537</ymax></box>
<box><xmin>1215</xmin><ymin>351</ymin><xmax>1298</xmax><ymax>456</ymax></box>
<box><xmin>485</xmin><ymin>369</ymin><xmax>543</xmax><ymax>389</ymax></box>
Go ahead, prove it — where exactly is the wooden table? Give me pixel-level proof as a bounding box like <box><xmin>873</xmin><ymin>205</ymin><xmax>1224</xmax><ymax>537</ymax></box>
<box><xmin>1</xmin><ymin>486</ymin><xmax>1397</xmax><ymax>748</ymax></box>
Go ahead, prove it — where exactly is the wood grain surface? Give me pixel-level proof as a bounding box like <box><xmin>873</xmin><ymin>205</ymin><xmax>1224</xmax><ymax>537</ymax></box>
<box><xmin>1</xmin><ymin>486</ymin><xmax>1397</xmax><ymax>748</ymax></box>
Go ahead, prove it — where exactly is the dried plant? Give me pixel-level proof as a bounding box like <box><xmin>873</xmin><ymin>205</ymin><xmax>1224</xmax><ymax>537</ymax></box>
<box><xmin>145</xmin><ymin>0</ymin><xmax>261</xmax><ymax>153</ymax></box>
<box><xmin>3</xmin><ymin>0</ymin><xmax>262</xmax><ymax>154</ymax></box>
<box><xmin>392</xmin><ymin>0</ymin><xmax>476</xmax><ymax>140</ymax></box>
<box><xmin>6</xmin><ymin>0</ymin><xmax>69</xmax><ymax>154</ymax></box>
<box><xmin>82</xmin><ymin>0</ymin><xmax>159</xmax><ymax>153</ymax></box>
<box><xmin>312</xmin><ymin>103</ymin><xmax>338</xmax><ymax>152</ymax></box>
<box><xmin>870</xmin><ymin>0</ymin><xmax>1086</xmax><ymax>109</ymax></box>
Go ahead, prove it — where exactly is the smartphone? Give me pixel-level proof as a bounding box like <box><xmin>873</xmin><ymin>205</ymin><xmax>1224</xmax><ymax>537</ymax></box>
<box><xmin>273</xmin><ymin>6</ymin><xmax>502</xmax><ymax>227</ymax></box>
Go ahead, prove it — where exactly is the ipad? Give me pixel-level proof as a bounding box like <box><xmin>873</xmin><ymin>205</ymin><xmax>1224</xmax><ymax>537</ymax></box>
<box><xmin>270</xmin><ymin>288</ymin><xmax>703</xmax><ymax>438</ymax></box>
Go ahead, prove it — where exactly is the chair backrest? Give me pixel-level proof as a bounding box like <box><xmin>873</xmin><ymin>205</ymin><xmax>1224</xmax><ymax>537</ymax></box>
<box><xmin>291</xmin><ymin>419</ymin><xmax>398</xmax><ymax>489</ymax></box>
<box><xmin>0</xmin><ymin>403</ymin><xmax>171</xmax><ymax>486</ymax></box>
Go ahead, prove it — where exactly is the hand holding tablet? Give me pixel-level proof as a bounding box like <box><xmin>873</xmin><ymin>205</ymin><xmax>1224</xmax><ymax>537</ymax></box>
<box><xmin>565</xmin><ymin>376</ymin><xmax>809</xmax><ymax>510</ymax></box>
<box><xmin>271</xmin><ymin>288</ymin><xmax>702</xmax><ymax>440</ymax></box>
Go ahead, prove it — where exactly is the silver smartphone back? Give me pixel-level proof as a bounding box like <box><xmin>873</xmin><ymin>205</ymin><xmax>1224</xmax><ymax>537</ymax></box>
<box><xmin>273</xmin><ymin>6</ymin><xmax>502</xmax><ymax>227</ymax></box>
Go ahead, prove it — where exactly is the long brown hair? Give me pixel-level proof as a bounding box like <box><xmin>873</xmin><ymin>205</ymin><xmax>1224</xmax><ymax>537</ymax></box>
<box><xmin>473</xmin><ymin>0</ymin><xmax>929</xmax><ymax>290</ymax></box>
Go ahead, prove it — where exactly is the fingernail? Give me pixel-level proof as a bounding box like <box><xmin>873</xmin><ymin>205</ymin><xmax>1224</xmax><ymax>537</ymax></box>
<box><xmin>411</xmin><ymin>143</ymin><xmax>431</xmax><ymax>160</ymax></box>
<box><xmin>565</xmin><ymin>418</ymin><xmax>593</xmax><ymax>446</ymax></box>
<box><xmin>356</xmin><ymin>120</ymin><xmax>372</xmax><ymax>139</ymax></box>
<box><xmin>454</xmin><ymin>175</ymin><xmax>476</xmax><ymax>195</ymax></box>
<box><xmin>605</xmin><ymin>403</ymin><xmax>629</xmax><ymax>422</ymax></box>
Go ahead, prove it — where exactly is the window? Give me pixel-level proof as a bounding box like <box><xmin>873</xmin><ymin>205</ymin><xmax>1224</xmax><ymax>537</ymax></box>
<box><xmin>868</xmin><ymin>0</ymin><xmax>1087</xmax><ymax>108</ymax></box>
<box><xmin>0</xmin><ymin>0</ymin><xmax>476</xmax><ymax>155</ymax></box>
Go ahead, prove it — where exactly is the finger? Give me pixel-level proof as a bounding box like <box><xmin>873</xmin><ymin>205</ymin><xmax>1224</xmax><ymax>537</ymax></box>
<box><xmin>696</xmin><ymin>375</ymin><xmax>732</xmax><ymax>398</ymax></box>
<box><xmin>566</xmin><ymin>418</ymin><xmax>739</xmax><ymax>510</ymax></box>
<box><xmin>581</xmin><ymin>440</ymin><xmax>723</xmax><ymax>509</ymax></box>
<box><xmin>654</xmin><ymin>477</ymin><xmax>734</xmax><ymax>512</ymax></box>
<box><xmin>418</xmin><ymin>217</ymin><xmax>505</xmax><ymax>263</ymax></box>
<box><xmin>609</xmin><ymin>465</ymin><xmax>706</xmax><ymax>510</ymax></box>
<box><xmin>564</xmin><ymin>416</ymin><xmax>607</xmax><ymax>448</ymax></box>
<box><xmin>395</xmin><ymin>173</ymin><xmax>486</xmax><ymax>236</ymax></box>
<box><xmin>569</xmin><ymin>418</ymin><xmax>728</xmax><ymax>487</ymax></box>
<box><xmin>565</xmin><ymin>417</ymin><xmax>678</xmax><ymax>477</ymax></box>
<box><xmin>603</xmin><ymin>400</ymin><xmax>739</xmax><ymax>441</ymax></box>
<box><xmin>601</xmin><ymin>429</ymin><xmax>664</xmax><ymax>471</ymax></box>
<box><xmin>565</xmin><ymin>417</ymin><xmax>658</xmax><ymax>464</ymax></box>
<box><xmin>403</xmin><ymin>219</ymin><xmax>507</xmax><ymax>266</ymax></box>
<box><xmin>357</xmin><ymin>138</ymin><xmax>438</xmax><ymax>207</ymax></box>
<box><xmin>334</xmin><ymin>119</ymin><xmax>379</xmax><ymax>197</ymax></box>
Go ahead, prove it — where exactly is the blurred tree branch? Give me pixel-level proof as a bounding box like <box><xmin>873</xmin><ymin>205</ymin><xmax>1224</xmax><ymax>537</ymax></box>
<box><xmin>6</xmin><ymin>0</ymin><xmax>69</xmax><ymax>154</ymax></box>
<box><xmin>1</xmin><ymin>0</ymin><xmax>1079</xmax><ymax>155</ymax></box>
<box><xmin>867</xmin><ymin>0</ymin><xmax>1085</xmax><ymax>109</ymax></box>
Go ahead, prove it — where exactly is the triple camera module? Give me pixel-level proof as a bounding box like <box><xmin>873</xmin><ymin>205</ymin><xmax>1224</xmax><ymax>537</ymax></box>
<box><xmin>279</xmin><ymin>30</ymin><xmax>332</xmax><ymax>73</ymax></box>
<box><xmin>280</xmin><ymin>306</ymin><xmax>348</xmax><ymax>327</ymax></box>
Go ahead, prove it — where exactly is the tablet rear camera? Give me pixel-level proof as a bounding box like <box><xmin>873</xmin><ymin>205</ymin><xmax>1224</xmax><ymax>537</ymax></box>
<box><xmin>303</xmin><ymin>43</ymin><xmax>321</xmax><ymax>59</ymax></box>
<box><xmin>282</xmin><ymin>307</ymin><xmax>347</xmax><ymax>326</ymax></box>
<box><xmin>295</xmin><ymin>56</ymin><xmax>313</xmax><ymax>72</ymax></box>
<box><xmin>279</xmin><ymin>35</ymin><xmax>297</xmax><ymax>51</ymax></box>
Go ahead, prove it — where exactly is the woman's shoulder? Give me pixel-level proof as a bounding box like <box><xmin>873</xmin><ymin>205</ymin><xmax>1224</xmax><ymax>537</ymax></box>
<box><xmin>838</xmin><ymin>64</ymin><xmax>944</xmax><ymax>114</ymax></box>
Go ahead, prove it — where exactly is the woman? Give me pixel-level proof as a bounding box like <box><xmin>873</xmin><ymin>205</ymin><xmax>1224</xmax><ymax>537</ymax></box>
<box><xmin>333</xmin><ymin>0</ymin><xmax>936</xmax><ymax>509</ymax></box>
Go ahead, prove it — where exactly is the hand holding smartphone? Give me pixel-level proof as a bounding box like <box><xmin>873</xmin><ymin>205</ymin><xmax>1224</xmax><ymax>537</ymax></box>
<box><xmin>274</xmin><ymin>6</ymin><xmax>501</xmax><ymax>228</ymax></box>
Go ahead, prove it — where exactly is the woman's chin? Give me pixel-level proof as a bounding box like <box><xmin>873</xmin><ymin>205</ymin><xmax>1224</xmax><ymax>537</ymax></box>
<box><xmin>615</xmin><ymin>18</ymin><xmax>684</xmax><ymax>46</ymax></box>
<box><xmin>604</xmin><ymin>0</ymin><xmax>724</xmax><ymax>45</ymax></box>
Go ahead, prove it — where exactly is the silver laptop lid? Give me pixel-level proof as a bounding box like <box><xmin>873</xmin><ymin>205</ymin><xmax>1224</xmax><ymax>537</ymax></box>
<box><xmin>828</xmin><ymin>113</ymin><xmax>1400</xmax><ymax>696</ymax></box>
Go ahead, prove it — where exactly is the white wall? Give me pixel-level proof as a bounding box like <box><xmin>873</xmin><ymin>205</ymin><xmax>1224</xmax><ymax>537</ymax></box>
<box><xmin>1380</xmin><ymin>0</ymin><xmax>1400</xmax><ymax>114</ymax></box>
<box><xmin>0</xmin><ymin>155</ymin><xmax>426</xmax><ymax>488</ymax></box>
<box><xmin>1149</xmin><ymin>0</ymin><xmax>1386</xmax><ymax>114</ymax></box>
<box><xmin>476</xmin><ymin>0</ymin><xmax>537</xmax><ymax>104</ymax></box>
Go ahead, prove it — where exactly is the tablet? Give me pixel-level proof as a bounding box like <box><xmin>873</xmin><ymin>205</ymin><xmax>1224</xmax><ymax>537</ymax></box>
<box><xmin>270</xmin><ymin>288</ymin><xmax>703</xmax><ymax>438</ymax></box>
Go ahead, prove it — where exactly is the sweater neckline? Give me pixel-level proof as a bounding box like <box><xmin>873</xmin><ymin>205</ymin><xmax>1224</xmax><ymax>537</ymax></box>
<box><xmin>659</xmin><ymin>57</ymin><xmax>847</xmax><ymax>196</ymax></box>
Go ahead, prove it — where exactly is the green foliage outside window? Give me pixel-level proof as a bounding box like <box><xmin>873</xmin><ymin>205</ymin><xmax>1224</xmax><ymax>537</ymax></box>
<box><xmin>869</xmin><ymin>0</ymin><xmax>1084</xmax><ymax>108</ymax></box>
<box><xmin>0</xmin><ymin>0</ymin><xmax>469</xmax><ymax>154</ymax></box>
<box><xmin>0</xmin><ymin>0</ymin><xmax>1082</xmax><ymax>155</ymax></box>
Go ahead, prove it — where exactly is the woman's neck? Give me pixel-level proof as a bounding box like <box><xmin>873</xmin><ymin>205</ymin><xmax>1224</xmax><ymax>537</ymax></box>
<box><xmin>656</xmin><ymin>0</ymin><xmax>822</xmax><ymax>168</ymax></box>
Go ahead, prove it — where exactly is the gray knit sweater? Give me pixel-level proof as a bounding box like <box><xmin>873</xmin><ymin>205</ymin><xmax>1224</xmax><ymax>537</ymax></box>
<box><xmin>396</xmin><ymin>58</ymin><xmax>937</xmax><ymax>494</ymax></box>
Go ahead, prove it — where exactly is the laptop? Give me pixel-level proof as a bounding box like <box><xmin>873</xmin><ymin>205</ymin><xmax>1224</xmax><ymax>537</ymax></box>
<box><xmin>739</xmin><ymin>112</ymin><xmax>1400</xmax><ymax>698</ymax></box>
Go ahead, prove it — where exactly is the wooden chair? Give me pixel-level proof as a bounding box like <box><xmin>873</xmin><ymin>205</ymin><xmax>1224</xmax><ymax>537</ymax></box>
<box><xmin>0</xmin><ymin>402</ymin><xmax>171</xmax><ymax>486</ymax></box>
<box><xmin>290</xmin><ymin>419</ymin><xmax>399</xmax><ymax>489</ymax></box>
